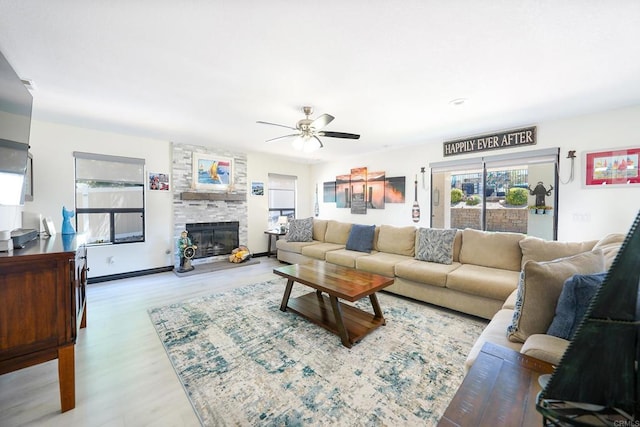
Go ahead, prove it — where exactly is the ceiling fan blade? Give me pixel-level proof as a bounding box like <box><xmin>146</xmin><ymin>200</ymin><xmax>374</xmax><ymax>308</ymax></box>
<box><xmin>312</xmin><ymin>135</ymin><xmax>324</xmax><ymax>148</ymax></box>
<box><xmin>265</xmin><ymin>133</ymin><xmax>300</xmax><ymax>143</ymax></box>
<box><xmin>256</xmin><ymin>120</ymin><xmax>298</xmax><ymax>131</ymax></box>
<box><xmin>318</xmin><ymin>131</ymin><xmax>360</xmax><ymax>139</ymax></box>
<box><xmin>311</xmin><ymin>114</ymin><xmax>334</xmax><ymax>130</ymax></box>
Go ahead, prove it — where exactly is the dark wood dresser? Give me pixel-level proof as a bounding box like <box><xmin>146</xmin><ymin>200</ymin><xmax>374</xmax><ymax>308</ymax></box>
<box><xmin>0</xmin><ymin>234</ymin><xmax>88</xmax><ymax>412</ymax></box>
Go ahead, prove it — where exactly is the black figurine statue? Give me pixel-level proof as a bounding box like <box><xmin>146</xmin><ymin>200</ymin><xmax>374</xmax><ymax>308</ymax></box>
<box><xmin>528</xmin><ymin>181</ymin><xmax>553</xmax><ymax>207</ymax></box>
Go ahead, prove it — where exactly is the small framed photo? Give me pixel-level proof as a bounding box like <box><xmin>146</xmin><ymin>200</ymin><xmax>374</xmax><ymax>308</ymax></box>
<box><xmin>192</xmin><ymin>153</ymin><xmax>233</xmax><ymax>190</ymax></box>
<box><xmin>149</xmin><ymin>172</ymin><xmax>170</xmax><ymax>191</ymax></box>
<box><xmin>251</xmin><ymin>181</ymin><xmax>264</xmax><ymax>196</ymax></box>
<box><xmin>584</xmin><ymin>147</ymin><xmax>639</xmax><ymax>187</ymax></box>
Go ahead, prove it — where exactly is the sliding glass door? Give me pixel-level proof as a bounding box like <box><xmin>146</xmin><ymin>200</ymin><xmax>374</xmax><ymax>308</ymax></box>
<box><xmin>430</xmin><ymin>148</ymin><xmax>559</xmax><ymax>239</ymax></box>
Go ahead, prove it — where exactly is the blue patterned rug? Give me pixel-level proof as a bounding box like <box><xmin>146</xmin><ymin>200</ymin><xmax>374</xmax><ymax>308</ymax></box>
<box><xmin>148</xmin><ymin>278</ymin><xmax>487</xmax><ymax>426</ymax></box>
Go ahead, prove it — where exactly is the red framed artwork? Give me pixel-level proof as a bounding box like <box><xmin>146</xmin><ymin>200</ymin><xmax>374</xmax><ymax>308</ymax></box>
<box><xmin>585</xmin><ymin>147</ymin><xmax>640</xmax><ymax>186</ymax></box>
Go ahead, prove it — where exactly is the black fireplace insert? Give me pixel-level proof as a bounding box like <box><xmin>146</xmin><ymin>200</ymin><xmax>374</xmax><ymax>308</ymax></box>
<box><xmin>185</xmin><ymin>221</ymin><xmax>239</xmax><ymax>259</ymax></box>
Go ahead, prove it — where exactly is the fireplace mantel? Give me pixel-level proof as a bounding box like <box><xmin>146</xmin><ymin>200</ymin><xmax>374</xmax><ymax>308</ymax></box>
<box><xmin>180</xmin><ymin>192</ymin><xmax>246</xmax><ymax>201</ymax></box>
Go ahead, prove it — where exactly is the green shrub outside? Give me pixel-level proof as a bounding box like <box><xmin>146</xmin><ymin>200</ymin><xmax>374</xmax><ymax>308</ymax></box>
<box><xmin>451</xmin><ymin>188</ymin><xmax>463</xmax><ymax>204</ymax></box>
<box><xmin>465</xmin><ymin>195</ymin><xmax>481</xmax><ymax>206</ymax></box>
<box><xmin>505</xmin><ymin>188</ymin><xmax>528</xmax><ymax>206</ymax></box>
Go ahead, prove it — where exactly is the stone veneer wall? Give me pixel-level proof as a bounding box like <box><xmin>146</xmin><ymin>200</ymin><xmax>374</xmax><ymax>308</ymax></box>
<box><xmin>172</xmin><ymin>142</ymin><xmax>248</xmax><ymax>266</ymax></box>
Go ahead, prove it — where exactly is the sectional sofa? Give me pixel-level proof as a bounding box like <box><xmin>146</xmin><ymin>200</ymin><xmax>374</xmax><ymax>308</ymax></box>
<box><xmin>276</xmin><ymin>218</ymin><xmax>624</xmax><ymax>369</ymax></box>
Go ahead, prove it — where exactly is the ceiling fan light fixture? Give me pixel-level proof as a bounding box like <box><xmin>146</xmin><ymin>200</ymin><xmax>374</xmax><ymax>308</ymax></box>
<box><xmin>292</xmin><ymin>136</ymin><xmax>321</xmax><ymax>153</ymax></box>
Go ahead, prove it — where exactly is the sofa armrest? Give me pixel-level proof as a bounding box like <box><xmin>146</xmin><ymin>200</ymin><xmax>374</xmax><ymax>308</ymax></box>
<box><xmin>520</xmin><ymin>334</ymin><xmax>570</xmax><ymax>366</ymax></box>
<box><xmin>502</xmin><ymin>289</ymin><xmax>518</xmax><ymax>310</ymax></box>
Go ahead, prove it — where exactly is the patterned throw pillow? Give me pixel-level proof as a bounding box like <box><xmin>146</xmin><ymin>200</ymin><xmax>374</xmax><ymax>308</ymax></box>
<box><xmin>286</xmin><ymin>217</ymin><xmax>314</xmax><ymax>242</ymax></box>
<box><xmin>414</xmin><ymin>228</ymin><xmax>457</xmax><ymax>264</ymax></box>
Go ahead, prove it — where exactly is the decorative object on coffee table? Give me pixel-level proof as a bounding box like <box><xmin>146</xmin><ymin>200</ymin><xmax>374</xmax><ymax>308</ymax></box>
<box><xmin>536</xmin><ymin>210</ymin><xmax>640</xmax><ymax>425</ymax></box>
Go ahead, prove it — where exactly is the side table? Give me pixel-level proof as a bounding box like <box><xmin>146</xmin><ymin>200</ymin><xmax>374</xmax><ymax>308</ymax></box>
<box><xmin>264</xmin><ymin>230</ymin><xmax>286</xmax><ymax>258</ymax></box>
<box><xmin>438</xmin><ymin>342</ymin><xmax>554</xmax><ymax>427</ymax></box>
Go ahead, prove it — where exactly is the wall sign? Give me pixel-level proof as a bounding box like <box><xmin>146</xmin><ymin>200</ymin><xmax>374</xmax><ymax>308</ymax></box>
<box><xmin>443</xmin><ymin>126</ymin><xmax>537</xmax><ymax>157</ymax></box>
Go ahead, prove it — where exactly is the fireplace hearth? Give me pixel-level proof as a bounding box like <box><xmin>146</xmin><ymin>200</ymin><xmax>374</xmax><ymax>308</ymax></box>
<box><xmin>185</xmin><ymin>221</ymin><xmax>239</xmax><ymax>260</ymax></box>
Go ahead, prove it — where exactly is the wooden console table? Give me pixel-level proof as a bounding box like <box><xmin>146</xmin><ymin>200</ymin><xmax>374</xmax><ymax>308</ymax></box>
<box><xmin>0</xmin><ymin>234</ymin><xmax>88</xmax><ymax>412</ymax></box>
<box><xmin>439</xmin><ymin>342</ymin><xmax>554</xmax><ymax>427</ymax></box>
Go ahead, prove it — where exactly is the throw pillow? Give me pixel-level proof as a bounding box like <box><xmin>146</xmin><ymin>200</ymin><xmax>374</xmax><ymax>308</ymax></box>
<box><xmin>345</xmin><ymin>224</ymin><xmax>376</xmax><ymax>253</ymax></box>
<box><xmin>507</xmin><ymin>249</ymin><xmax>605</xmax><ymax>343</ymax></box>
<box><xmin>415</xmin><ymin>228</ymin><xmax>457</xmax><ymax>264</ymax></box>
<box><xmin>547</xmin><ymin>272</ymin><xmax>607</xmax><ymax>340</ymax></box>
<box><xmin>286</xmin><ymin>217</ymin><xmax>313</xmax><ymax>242</ymax></box>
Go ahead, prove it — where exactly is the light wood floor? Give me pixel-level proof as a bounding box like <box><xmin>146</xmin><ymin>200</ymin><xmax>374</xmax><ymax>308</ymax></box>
<box><xmin>0</xmin><ymin>257</ymin><xmax>283</xmax><ymax>427</ymax></box>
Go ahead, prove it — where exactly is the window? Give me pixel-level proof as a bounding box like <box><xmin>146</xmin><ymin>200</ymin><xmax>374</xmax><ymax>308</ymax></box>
<box><xmin>74</xmin><ymin>152</ymin><xmax>145</xmax><ymax>245</ymax></box>
<box><xmin>430</xmin><ymin>148</ymin><xmax>559</xmax><ymax>240</ymax></box>
<box><xmin>268</xmin><ymin>173</ymin><xmax>296</xmax><ymax>229</ymax></box>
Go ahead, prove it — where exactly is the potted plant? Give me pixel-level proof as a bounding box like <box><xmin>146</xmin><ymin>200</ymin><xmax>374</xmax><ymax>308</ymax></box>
<box><xmin>543</xmin><ymin>206</ymin><xmax>554</xmax><ymax>215</ymax></box>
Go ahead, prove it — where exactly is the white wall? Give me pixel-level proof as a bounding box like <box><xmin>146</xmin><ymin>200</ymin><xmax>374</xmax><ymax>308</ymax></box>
<box><xmin>311</xmin><ymin>105</ymin><xmax>640</xmax><ymax>241</ymax></box>
<box><xmin>19</xmin><ymin>120</ymin><xmax>174</xmax><ymax>278</ymax></box>
<box><xmin>246</xmin><ymin>152</ymin><xmax>312</xmax><ymax>253</ymax></box>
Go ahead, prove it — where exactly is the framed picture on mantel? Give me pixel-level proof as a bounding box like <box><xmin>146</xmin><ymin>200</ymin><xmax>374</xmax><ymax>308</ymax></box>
<box><xmin>192</xmin><ymin>153</ymin><xmax>233</xmax><ymax>190</ymax></box>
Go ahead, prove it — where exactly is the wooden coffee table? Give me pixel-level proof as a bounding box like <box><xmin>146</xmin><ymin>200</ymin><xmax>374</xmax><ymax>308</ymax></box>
<box><xmin>274</xmin><ymin>261</ymin><xmax>394</xmax><ymax>348</ymax></box>
<box><xmin>438</xmin><ymin>342</ymin><xmax>555</xmax><ymax>426</ymax></box>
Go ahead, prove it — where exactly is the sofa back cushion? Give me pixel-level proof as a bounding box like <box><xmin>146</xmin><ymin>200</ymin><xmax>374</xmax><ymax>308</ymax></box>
<box><xmin>312</xmin><ymin>219</ymin><xmax>328</xmax><ymax>241</ymax></box>
<box><xmin>520</xmin><ymin>236</ymin><xmax>598</xmax><ymax>267</ymax></box>
<box><xmin>592</xmin><ymin>233</ymin><xmax>625</xmax><ymax>269</ymax></box>
<box><xmin>376</xmin><ymin>225</ymin><xmax>416</xmax><ymax>256</ymax></box>
<box><xmin>459</xmin><ymin>228</ymin><xmax>525</xmax><ymax>271</ymax></box>
<box><xmin>324</xmin><ymin>220</ymin><xmax>352</xmax><ymax>244</ymax></box>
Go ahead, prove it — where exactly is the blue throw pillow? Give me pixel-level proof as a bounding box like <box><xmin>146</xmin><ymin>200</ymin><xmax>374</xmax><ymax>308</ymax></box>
<box><xmin>547</xmin><ymin>272</ymin><xmax>607</xmax><ymax>340</ymax></box>
<box><xmin>345</xmin><ymin>224</ymin><xmax>376</xmax><ymax>253</ymax></box>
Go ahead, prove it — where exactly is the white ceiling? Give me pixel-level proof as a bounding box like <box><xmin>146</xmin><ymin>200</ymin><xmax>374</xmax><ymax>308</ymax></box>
<box><xmin>1</xmin><ymin>1</ymin><xmax>639</xmax><ymax>163</ymax></box>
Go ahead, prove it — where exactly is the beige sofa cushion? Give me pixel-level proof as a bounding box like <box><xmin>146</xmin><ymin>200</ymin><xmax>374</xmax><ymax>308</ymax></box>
<box><xmin>324</xmin><ymin>220</ymin><xmax>352</xmax><ymax>244</ymax></box>
<box><xmin>446</xmin><ymin>264</ymin><xmax>520</xmax><ymax>301</ymax></box>
<box><xmin>520</xmin><ymin>334</ymin><xmax>570</xmax><ymax>366</ymax></box>
<box><xmin>519</xmin><ymin>236</ymin><xmax>598</xmax><ymax>267</ymax></box>
<box><xmin>325</xmin><ymin>248</ymin><xmax>374</xmax><ymax>268</ymax></box>
<box><xmin>376</xmin><ymin>225</ymin><xmax>416</xmax><ymax>256</ymax></box>
<box><xmin>592</xmin><ymin>232</ymin><xmax>625</xmax><ymax>268</ymax></box>
<box><xmin>394</xmin><ymin>259</ymin><xmax>461</xmax><ymax>288</ymax></box>
<box><xmin>275</xmin><ymin>239</ymin><xmax>319</xmax><ymax>254</ymax></box>
<box><xmin>355</xmin><ymin>252</ymin><xmax>412</xmax><ymax>277</ymax></box>
<box><xmin>459</xmin><ymin>228</ymin><xmax>525</xmax><ymax>271</ymax></box>
<box><xmin>301</xmin><ymin>242</ymin><xmax>345</xmax><ymax>260</ymax></box>
<box><xmin>313</xmin><ymin>219</ymin><xmax>328</xmax><ymax>241</ymax></box>
<box><xmin>507</xmin><ymin>249</ymin><xmax>606</xmax><ymax>343</ymax></box>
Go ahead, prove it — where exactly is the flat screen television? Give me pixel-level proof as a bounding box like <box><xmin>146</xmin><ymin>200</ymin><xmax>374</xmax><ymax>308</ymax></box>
<box><xmin>0</xmin><ymin>49</ymin><xmax>33</xmax><ymax>206</ymax></box>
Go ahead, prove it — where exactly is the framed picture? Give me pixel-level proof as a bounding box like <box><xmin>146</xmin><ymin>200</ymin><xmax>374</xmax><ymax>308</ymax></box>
<box><xmin>149</xmin><ymin>172</ymin><xmax>170</xmax><ymax>191</ymax></box>
<box><xmin>585</xmin><ymin>147</ymin><xmax>639</xmax><ymax>186</ymax></box>
<box><xmin>251</xmin><ymin>181</ymin><xmax>264</xmax><ymax>195</ymax></box>
<box><xmin>192</xmin><ymin>153</ymin><xmax>233</xmax><ymax>190</ymax></box>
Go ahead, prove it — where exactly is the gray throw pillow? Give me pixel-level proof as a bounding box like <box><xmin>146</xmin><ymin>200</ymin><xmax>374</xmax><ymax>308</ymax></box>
<box><xmin>345</xmin><ymin>224</ymin><xmax>375</xmax><ymax>253</ymax></box>
<box><xmin>547</xmin><ymin>272</ymin><xmax>606</xmax><ymax>340</ymax></box>
<box><xmin>415</xmin><ymin>228</ymin><xmax>457</xmax><ymax>264</ymax></box>
<box><xmin>286</xmin><ymin>217</ymin><xmax>313</xmax><ymax>242</ymax></box>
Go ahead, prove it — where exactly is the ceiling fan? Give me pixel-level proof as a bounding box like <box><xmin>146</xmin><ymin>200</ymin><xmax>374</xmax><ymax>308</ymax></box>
<box><xmin>256</xmin><ymin>106</ymin><xmax>360</xmax><ymax>151</ymax></box>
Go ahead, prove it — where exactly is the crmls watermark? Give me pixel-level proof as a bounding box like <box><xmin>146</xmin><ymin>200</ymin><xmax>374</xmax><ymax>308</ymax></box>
<box><xmin>613</xmin><ymin>421</ymin><xmax>640</xmax><ymax>427</ymax></box>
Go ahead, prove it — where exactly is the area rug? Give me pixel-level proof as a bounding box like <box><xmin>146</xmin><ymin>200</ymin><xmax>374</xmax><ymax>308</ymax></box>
<box><xmin>148</xmin><ymin>278</ymin><xmax>487</xmax><ymax>426</ymax></box>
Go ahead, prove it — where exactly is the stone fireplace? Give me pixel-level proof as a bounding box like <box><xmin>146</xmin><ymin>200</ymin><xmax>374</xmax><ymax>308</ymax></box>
<box><xmin>185</xmin><ymin>221</ymin><xmax>239</xmax><ymax>259</ymax></box>
<box><xmin>172</xmin><ymin>143</ymin><xmax>248</xmax><ymax>267</ymax></box>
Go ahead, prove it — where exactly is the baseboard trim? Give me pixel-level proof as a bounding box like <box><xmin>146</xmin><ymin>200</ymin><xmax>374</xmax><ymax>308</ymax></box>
<box><xmin>88</xmin><ymin>266</ymin><xmax>174</xmax><ymax>284</ymax></box>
